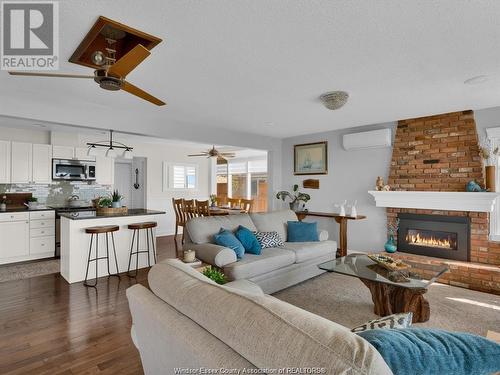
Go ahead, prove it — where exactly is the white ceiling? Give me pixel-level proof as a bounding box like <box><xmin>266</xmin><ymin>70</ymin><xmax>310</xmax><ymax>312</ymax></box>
<box><xmin>1</xmin><ymin>0</ymin><xmax>500</xmax><ymax>139</ymax></box>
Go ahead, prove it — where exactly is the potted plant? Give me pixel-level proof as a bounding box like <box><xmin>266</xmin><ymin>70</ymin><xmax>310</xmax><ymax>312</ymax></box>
<box><xmin>209</xmin><ymin>194</ymin><xmax>217</xmax><ymax>207</ymax></box>
<box><xmin>202</xmin><ymin>266</ymin><xmax>227</xmax><ymax>285</ymax></box>
<box><xmin>111</xmin><ymin>190</ymin><xmax>123</xmax><ymax>208</ymax></box>
<box><xmin>98</xmin><ymin>197</ymin><xmax>112</xmax><ymax>208</ymax></box>
<box><xmin>385</xmin><ymin>219</ymin><xmax>399</xmax><ymax>253</ymax></box>
<box><xmin>276</xmin><ymin>184</ymin><xmax>311</xmax><ymax>212</ymax></box>
<box><xmin>26</xmin><ymin>197</ymin><xmax>38</xmax><ymax>209</ymax></box>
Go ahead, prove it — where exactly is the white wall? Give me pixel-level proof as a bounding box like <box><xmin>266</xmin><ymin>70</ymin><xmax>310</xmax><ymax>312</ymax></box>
<box><xmin>281</xmin><ymin>122</ymin><xmax>396</xmax><ymax>252</ymax></box>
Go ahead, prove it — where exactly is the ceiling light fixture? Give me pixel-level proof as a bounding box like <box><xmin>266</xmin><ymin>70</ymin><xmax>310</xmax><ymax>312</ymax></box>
<box><xmin>319</xmin><ymin>91</ymin><xmax>349</xmax><ymax>110</ymax></box>
<box><xmin>87</xmin><ymin>130</ymin><xmax>133</xmax><ymax>159</ymax></box>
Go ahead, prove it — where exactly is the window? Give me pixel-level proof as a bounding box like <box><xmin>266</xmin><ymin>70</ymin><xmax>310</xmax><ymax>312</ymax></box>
<box><xmin>485</xmin><ymin>127</ymin><xmax>500</xmax><ymax>240</ymax></box>
<box><xmin>163</xmin><ymin>163</ymin><xmax>198</xmax><ymax>190</ymax></box>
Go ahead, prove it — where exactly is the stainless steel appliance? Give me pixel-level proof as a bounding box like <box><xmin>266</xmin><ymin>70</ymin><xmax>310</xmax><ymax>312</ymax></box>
<box><xmin>53</xmin><ymin>205</ymin><xmax>96</xmax><ymax>257</ymax></box>
<box><xmin>52</xmin><ymin>159</ymin><xmax>96</xmax><ymax>181</ymax></box>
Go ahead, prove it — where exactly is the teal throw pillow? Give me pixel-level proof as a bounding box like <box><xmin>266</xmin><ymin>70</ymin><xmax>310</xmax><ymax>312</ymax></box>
<box><xmin>287</xmin><ymin>221</ymin><xmax>319</xmax><ymax>242</ymax></box>
<box><xmin>214</xmin><ymin>228</ymin><xmax>245</xmax><ymax>259</ymax></box>
<box><xmin>235</xmin><ymin>225</ymin><xmax>261</xmax><ymax>255</ymax></box>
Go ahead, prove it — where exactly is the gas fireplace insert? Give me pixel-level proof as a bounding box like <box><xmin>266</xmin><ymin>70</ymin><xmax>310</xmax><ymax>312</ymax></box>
<box><xmin>397</xmin><ymin>213</ymin><xmax>470</xmax><ymax>261</ymax></box>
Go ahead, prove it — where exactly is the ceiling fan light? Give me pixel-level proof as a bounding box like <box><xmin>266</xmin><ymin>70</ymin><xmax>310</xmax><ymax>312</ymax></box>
<box><xmin>87</xmin><ymin>145</ymin><xmax>97</xmax><ymax>156</ymax></box>
<box><xmin>105</xmin><ymin>147</ymin><xmax>116</xmax><ymax>158</ymax></box>
<box><xmin>122</xmin><ymin>148</ymin><xmax>133</xmax><ymax>159</ymax></box>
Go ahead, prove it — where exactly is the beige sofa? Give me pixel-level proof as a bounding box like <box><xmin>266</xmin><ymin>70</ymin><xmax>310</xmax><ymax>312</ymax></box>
<box><xmin>127</xmin><ymin>259</ymin><xmax>392</xmax><ymax>374</ymax></box>
<box><xmin>183</xmin><ymin>209</ymin><xmax>336</xmax><ymax>293</ymax></box>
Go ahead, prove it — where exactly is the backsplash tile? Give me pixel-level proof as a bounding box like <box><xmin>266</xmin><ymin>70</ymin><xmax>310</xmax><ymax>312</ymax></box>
<box><xmin>0</xmin><ymin>182</ymin><xmax>112</xmax><ymax>206</ymax></box>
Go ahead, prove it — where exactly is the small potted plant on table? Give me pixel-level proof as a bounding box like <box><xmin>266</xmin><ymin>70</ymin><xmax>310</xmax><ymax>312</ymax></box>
<box><xmin>276</xmin><ymin>184</ymin><xmax>311</xmax><ymax>212</ymax></box>
<box><xmin>111</xmin><ymin>190</ymin><xmax>123</xmax><ymax>208</ymax></box>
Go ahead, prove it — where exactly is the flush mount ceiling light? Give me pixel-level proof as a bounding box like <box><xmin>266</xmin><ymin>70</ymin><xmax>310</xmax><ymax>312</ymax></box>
<box><xmin>464</xmin><ymin>75</ymin><xmax>489</xmax><ymax>85</ymax></box>
<box><xmin>319</xmin><ymin>91</ymin><xmax>349</xmax><ymax>110</ymax></box>
<box><xmin>87</xmin><ymin>130</ymin><xmax>133</xmax><ymax>159</ymax></box>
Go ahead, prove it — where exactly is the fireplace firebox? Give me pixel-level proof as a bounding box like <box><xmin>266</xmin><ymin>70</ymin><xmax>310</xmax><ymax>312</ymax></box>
<box><xmin>397</xmin><ymin>213</ymin><xmax>470</xmax><ymax>261</ymax></box>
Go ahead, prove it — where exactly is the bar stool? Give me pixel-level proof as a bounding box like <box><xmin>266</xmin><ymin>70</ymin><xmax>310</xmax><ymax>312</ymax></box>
<box><xmin>83</xmin><ymin>225</ymin><xmax>121</xmax><ymax>287</ymax></box>
<box><xmin>127</xmin><ymin>221</ymin><xmax>158</xmax><ymax>277</ymax></box>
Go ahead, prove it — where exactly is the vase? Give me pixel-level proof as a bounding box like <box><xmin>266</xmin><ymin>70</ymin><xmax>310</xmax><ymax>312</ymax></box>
<box><xmin>384</xmin><ymin>234</ymin><xmax>397</xmax><ymax>253</ymax></box>
<box><xmin>485</xmin><ymin>165</ymin><xmax>496</xmax><ymax>192</ymax></box>
<box><xmin>111</xmin><ymin>201</ymin><xmax>122</xmax><ymax>208</ymax></box>
<box><xmin>289</xmin><ymin>201</ymin><xmax>302</xmax><ymax>212</ymax></box>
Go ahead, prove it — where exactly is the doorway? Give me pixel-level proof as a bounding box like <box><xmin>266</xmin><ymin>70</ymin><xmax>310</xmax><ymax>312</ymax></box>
<box><xmin>114</xmin><ymin>157</ymin><xmax>147</xmax><ymax>209</ymax></box>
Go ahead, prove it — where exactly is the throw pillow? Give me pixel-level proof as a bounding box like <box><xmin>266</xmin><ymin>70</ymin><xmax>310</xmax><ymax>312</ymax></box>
<box><xmin>358</xmin><ymin>328</ymin><xmax>500</xmax><ymax>375</ymax></box>
<box><xmin>235</xmin><ymin>225</ymin><xmax>262</xmax><ymax>255</ymax></box>
<box><xmin>351</xmin><ymin>313</ymin><xmax>413</xmax><ymax>333</ymax></box>
<box><xmin>254</xmin><ymin>231</ymin><xmax>284</xmax><ymax>249</ymax></box>
<box><xmin>214</xmin><ymin>228</ymin><xmax>245</xmax><ymax>259</ymax></box>
<box><xmin>287</xmin><ymin>221</ymin><xmax>319</xmax><ymax>242</ymax></box>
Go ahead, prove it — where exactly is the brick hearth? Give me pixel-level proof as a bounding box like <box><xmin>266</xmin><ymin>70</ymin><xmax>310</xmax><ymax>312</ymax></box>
<box><xmin>386</xmin><ymin>110</ymin><xmax>500</xmax><ymax>295</ymax></box>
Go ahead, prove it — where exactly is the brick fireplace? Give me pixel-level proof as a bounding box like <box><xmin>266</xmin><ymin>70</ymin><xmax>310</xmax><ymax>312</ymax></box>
<box><xmin>385</xmin><ymin>110</ymin><xmax>500</xmax><ymax>294</ymax></box>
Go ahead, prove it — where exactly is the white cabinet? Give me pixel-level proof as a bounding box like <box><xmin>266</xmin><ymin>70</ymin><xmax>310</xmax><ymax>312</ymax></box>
<box><xmin>11</xmin><ymin>142</ymin><xmax>32</xmax><ymax>183</ymax></box>
<box><xmin>0</xmin><ymin>213</ymin><xmax>29</xmax><ymax>261</ymax></box>
<box><xmin>52</xmin><ymin>145</ymin><xmax>74</xmax><ymax>159</ymax></box>
<box><xmin>75</xmin><ymin>147</ymin><xmax>95</xmax><ymax>161</ymax></box>
<box><xmin>32</xmin><ymin>144</ymin><xmax>52</xmax><ymax>183</ymax></box>
<box><xmin>0</xmin><ymin>140</ymin><xmax>11</xmax><ymax>183</ymax></box>
<box><xmin>96</xmin><ymin>156</ymin><xmax>114</xmax><ymax>185</ymax></box>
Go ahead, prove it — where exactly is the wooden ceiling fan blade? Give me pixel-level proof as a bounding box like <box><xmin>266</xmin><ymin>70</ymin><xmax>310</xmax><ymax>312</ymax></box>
<box><xmin>9</xmin><ymin>71</ymin><xmax>94</xmax><ymax>79</ymax></box>
<box><xmin>108</xmin><ymin>44</ymin><xmax>150</xmax><ymax>78</ymax></box>
<box><xmin>121</xmin><ymin>80</ymin><xmax>165</xmax><ymax>106</ymax></box>
<box><xmin>188</xmin><ymin>154</ymin><xmax>208</xmax><ymax>157</ymax></box>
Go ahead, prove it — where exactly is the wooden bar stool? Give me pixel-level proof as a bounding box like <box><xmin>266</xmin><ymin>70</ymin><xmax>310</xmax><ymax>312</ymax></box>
<box><xmin>127</xmin><ymin>221</ymin><xmax>158</xmax><ymax>277</ymax></box>
<box><xmin>83</xmin><ymin>225</ymin><xmax>121</xmax><ymax>287</ymax></box>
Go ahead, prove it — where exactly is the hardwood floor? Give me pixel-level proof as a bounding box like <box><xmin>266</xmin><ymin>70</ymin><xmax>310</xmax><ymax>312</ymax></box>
<box><xmin>0</xmin><ymin>235</ymin><xmax>180</xmax><ymax>375</ymax></box>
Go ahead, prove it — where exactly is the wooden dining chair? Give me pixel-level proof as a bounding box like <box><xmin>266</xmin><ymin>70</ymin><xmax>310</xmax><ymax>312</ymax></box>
<box><xmin>195</xmin><ymin>200</ymin><xmax>211</xmax><ymax>217</ymax></box>
<box><xmin>239</xmin><ymin>198</ymin><xmax>254</xmax><ymax>213</ymax></box>
<box><xmin>172</xmin><ymin>198</ymin><xmax>186</xmax><ymax>253</ymax></box>
<box><xmin>215</xmin><ymin>196</ymin><xmax>227</xmax><ymax>207</ymax></box>
<box><xmin>227</xmin><ymin>198</ymin><xmax>241</xmax><ymax>208</ymax></box>
<box><xmin>183</xmin><ymin>199</ymin><xmax>197</xmax><ymax>220</ymax></box>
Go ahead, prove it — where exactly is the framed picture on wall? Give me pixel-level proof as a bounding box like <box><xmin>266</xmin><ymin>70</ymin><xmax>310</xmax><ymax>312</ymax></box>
<box><xmin>294</xmin><ymin>141</ymin><xmax>328</xmax><ymax>175</ymax></box>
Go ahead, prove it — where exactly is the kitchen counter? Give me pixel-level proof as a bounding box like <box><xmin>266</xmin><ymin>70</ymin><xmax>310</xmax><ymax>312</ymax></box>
<box><xmin>60</xmin><ymin>209</ymin><xmax>166</xmax><ymax>283</ymax></box>
<box><xmin>0</xmin><ymin>207</ymin><xmax>55</xmax><ymax>213</ymax></box>
<box><xmin>59</xmin><ymin>209</ymin><xmax>165</xmax><ymax>220</ymax></box>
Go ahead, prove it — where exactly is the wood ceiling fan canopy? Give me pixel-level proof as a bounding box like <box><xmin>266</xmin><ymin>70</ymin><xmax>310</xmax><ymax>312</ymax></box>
<box><xmin>8</xmin><ymin>16</ymin><xmax>165</xmax><ymax>106</ymax></box>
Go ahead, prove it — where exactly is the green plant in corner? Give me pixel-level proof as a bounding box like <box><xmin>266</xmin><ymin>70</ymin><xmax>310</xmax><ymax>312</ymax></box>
<box><xmin>202</xmin><ymin>266</ymin><xmax>227</xmax><ymax>285</ymax></box>
<box><xmin>98</xmin><ymin>197</ymin><xmax>112</xmax><ymax>208</ymax></box>
<box><xmin>276</xmin><ymin>184</ymin><xmax>310</xmax><ymax>211</ymax></box>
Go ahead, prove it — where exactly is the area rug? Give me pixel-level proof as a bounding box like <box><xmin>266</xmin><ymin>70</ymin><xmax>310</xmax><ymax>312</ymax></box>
<box><xmin>0</xmin><ymin>259</ymin><xmax>60</xmax><ymax>282</ymax></box>
<box><xmin>273</xmin><ymin>272</ymin><xmax>500</xmax><ymax>336</ymax></box>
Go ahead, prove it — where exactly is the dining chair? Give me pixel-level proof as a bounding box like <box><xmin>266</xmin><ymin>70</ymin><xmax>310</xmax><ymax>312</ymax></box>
<box><xmin>227</xmin><ymin>198</ymin><xmax>241</xmax><ymax>208</ymax></box>
<box><xmin>183</xmin><ymin>199</ymin><xmax>197</xmax><ymax>220</ymax></box>
<box><xmin>239</xmin><ymin>198</ymin><xmax>254</xmax><ymax>213</ymax></box>
<box><xmin>215</xmin><ymin>196</ymin><xmax>227</xmax><ymax>207</ymax></box>
<box><xmin>172</xmin><ymin>198</ymin><xmax>186</xmax><ymax>253</ymax></box>
<box><xmin>195</xmin><ymin>200</ymin><xmax>211</xmax><ymax>217</ymax></box>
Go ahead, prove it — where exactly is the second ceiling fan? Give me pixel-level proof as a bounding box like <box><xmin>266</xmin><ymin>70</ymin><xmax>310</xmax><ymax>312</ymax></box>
<box><xmin>188</xmin><ymin>146</ymin><xmax>236</xmax><ymax>160</ymax></box>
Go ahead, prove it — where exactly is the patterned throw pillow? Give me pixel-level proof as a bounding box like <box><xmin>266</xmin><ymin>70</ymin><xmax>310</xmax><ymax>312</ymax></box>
<box><xmin>351</xmin><ymin>313</ymin><xmax>413</xmax><ymax>333</ymax></box>
<box><xmin>254</xmin><ymin>231</ymin><xmax>284</xmax><ymax>249</ymax></box>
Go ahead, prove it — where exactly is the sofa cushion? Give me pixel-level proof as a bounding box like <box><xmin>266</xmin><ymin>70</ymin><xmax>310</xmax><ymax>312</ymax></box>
<box><xmin>222</xmin><ymin>248</ymin><xmax>295</xmax><ymax>280</ymax></box>
<box><xmin>235</xmin><ymin>225</ymin><xmax>261</xmax><ymax>255</ymax></box>
<box><xmin>148</xmin><ymin>259</ymin><xmax>392</xmax><ymax>375</ymax></box>
<box><xmin>283</xmin><ymin>240</ymin><xmax>336</xmax><ymax>263</ymax></box>
<box><xmin>250</xmin><ymin>210</ymin><xmax>297</xmax><ymax>242</ymax></box>
<box><xmin>358</xmin><ymin>328</ymin><xmax>500</xmax><ymax>375</ymax></box>
<box><xmin>214</xmin><ymin>228</ymin><xmax>245</xmax><ymax>259</ymax></box>
<box><xmin>287</xmin><ymin>221</ymin><xmax>319</xmax><ymax>242</ymax></box>
<box><xmin>186</xmin><ymin>214</ymin><xmax>257</xmax><ymax>244</ymax></box>
<box><xmin>254</xmin><ymin>231</ymin><xmax>284</xmax><ymax>249</ymax></box>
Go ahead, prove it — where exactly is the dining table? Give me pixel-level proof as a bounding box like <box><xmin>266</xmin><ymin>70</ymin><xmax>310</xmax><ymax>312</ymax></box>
<box><xmin>209</xmin><ymin>207</ymin><xmax>246</xmax><ymax>216</ymax></box>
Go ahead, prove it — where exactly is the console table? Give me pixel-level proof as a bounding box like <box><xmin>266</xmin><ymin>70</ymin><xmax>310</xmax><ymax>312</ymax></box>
<box><xmin>296</xmin><ymin>211</ymin><xmax>366</xmax><ymax>257</ymax></box>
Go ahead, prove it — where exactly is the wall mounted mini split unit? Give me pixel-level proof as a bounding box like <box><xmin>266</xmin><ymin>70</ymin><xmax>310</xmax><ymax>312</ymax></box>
<box><xmin>342</xmin><ymin>128</ymin><xmax>392</xmax><ymax>151</ymax></box>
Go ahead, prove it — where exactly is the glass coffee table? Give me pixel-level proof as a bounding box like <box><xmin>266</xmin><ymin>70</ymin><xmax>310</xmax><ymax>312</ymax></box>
<box><xmin>318</xmin><ymin>254</ymin><xmax>449</xmax><ymax>322</ymax></box>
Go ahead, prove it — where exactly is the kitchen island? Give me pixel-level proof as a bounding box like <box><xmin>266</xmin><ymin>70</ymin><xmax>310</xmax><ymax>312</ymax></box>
<box><xmin>60</xmin><ymin>209</ymin><xmax>165</xmax><ymax>283</ymax></box>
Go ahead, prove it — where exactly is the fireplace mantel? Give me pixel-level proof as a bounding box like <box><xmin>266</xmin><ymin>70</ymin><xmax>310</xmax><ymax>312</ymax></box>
<box><xmin>368</xmin><ymin>191</ymin><xmax>499</xmax><ymax>212</ymax></box>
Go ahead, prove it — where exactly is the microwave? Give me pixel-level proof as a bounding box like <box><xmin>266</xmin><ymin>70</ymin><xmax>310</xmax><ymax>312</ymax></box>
<box><xmin>52</xmin><ymin>159</ymin><xmax>96</xmax><ymax>181</ymax></box>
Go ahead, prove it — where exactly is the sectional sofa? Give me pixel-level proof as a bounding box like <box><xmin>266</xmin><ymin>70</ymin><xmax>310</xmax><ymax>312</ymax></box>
<box><xmin>183</xmin><ymin>209</ymin><xmax>337</xmax><ymax>293</ymax></box>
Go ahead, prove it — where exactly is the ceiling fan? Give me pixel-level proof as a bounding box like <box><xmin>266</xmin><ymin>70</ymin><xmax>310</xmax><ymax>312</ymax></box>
<box><xmin>188</xmin><ymin>146</ymin><xmax>236</xmax><ymax>160</ymax></box>
<box><xmin>8</xmin><ymin>16</ymin><xmax>165</xmax><ymax>106</ymax></box>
